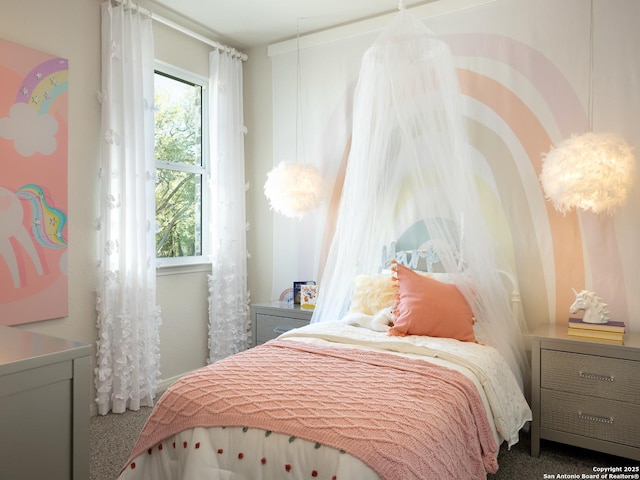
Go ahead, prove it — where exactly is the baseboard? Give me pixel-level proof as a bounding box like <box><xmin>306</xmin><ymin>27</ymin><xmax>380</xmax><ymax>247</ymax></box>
<box><xmin>89</xmin><ymin>373</ymin><xmax>185</xmax><ymax>417</ymax></box>
<box><xmin>157</xmin><ymin>373</ymin><xmax>184</xmax><ymax>394</ymax></box>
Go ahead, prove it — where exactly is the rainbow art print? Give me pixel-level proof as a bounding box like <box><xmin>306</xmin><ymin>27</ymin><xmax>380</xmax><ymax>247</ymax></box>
<box><xmin>0</xmin><ymin>39</ymin><xmax>69</xmax><ymax>325</ymax></box>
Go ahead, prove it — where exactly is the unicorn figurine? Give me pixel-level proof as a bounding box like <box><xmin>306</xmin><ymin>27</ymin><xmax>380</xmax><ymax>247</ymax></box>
<box><xmin>569</xmin><ymin>288</ymin><xmax>610</xmax><ymax>324</ymax></box>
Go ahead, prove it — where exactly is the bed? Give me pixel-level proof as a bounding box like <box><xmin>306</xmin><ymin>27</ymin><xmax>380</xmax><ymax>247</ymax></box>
<box><xmin>117</xmin><ymin>258</ymin><xmax>532</xmax><ymax>480</ymax></box>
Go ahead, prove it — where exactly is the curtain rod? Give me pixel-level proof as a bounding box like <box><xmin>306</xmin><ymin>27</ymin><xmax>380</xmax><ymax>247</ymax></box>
<box><xmin>152</xmin><ymin>13</ymin><xmax>248</xmax><ymax>61</ymax></box>
<box><xmin>111</xmin><ymin>0</ymin><xmax>248</xmax><ymax>61</ymax></box>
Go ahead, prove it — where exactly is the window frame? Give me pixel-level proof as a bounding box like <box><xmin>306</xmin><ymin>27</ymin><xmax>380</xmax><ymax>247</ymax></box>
<box><xmin>154</xmin><ymin>60</ymin><xmax>210</xmax><ymax>269</ymax></box>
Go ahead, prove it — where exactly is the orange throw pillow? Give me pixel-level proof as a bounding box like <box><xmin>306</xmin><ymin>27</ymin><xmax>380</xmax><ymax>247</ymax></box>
<box><xmin>389</xmin><ymin>262</ymin><xmax>476</xmax><ymax>342</ymax></box>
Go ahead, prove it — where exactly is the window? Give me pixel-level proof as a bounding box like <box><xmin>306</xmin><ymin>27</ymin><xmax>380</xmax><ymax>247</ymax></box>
<box><xmin>154</xmin><ymin>63</ymin><xmax>209</xmax><ymax>267</ymax></box>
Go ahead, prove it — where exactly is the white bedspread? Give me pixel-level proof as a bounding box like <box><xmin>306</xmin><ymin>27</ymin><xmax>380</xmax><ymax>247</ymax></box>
<box><xmin>118</xmin><ymin>321</ymin><xmax>531</xmax><ymax>480</ymax></box>
<box><xmin>279</xmin><ymin>321</ymin><xmax>531</xmax><ymax>448</ymax></box>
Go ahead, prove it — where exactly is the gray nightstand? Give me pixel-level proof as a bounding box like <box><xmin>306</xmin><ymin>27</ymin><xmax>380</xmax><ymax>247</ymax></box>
<box><xmin>0</xmin><ymin>326</ymin><xmax>91</xmax><ymax>480</ymax></box>
<box><xmin>251</xmin><ymin>302</ymin><xmax>313</xmax><ymax>346</ymax></box>
<box><xmin>531</xmin><ymin>324</ymin><xmax>640</xmax><ymax>461</ymax></box>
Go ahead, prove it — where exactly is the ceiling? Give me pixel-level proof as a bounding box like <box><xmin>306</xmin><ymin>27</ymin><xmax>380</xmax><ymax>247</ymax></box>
<box><xmin>141</xmin><ymin>0</ymin><xmax>433</xmax><ymax>50</ymax></box>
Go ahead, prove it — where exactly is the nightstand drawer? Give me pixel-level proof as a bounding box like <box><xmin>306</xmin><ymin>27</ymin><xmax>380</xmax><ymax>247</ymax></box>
<box><xmin>532</xmin><ymin>325</ymin><xmax>640</xmax><ymax>461</ymax></box>
<box><xmin>541</xmin><ymin>389</ymin><xmax>640</xmax><ymax>447</ymax></box>
<box><xmin>541</xmin><ymin>349</ymin><xmax>640</xmax><ymax>403</ymax></box>
<box><xmin>256</xmin><ymin>314</ymin><xmax>310</xmax><ymax>344</ymax></box>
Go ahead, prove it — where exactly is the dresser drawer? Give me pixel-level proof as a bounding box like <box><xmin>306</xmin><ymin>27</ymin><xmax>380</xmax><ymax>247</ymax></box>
<box><xmin>541</xmin><ymin>349</ymin><xmax>640</xmax><ymax>403</ymax></box>
<box><xmin>256</xmin><ymin>314</ymin><xmax>310</xmax><ymax>344</ymax></box>
<box><xmin>541</xmin><ymin>388</ymin><xmax>640</xmax><ymax>447</ymax></box>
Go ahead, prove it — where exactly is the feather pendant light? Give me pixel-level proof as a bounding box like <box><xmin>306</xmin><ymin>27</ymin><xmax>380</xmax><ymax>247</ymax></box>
<box><xmin>540</xmin><ymin>0</ymin><xmax>636</xmax><ymax>215</ymax></box>
<box><xmin>264</xmin><ymin>21</ymin><xmax>325</xmax><ymax>218</ymax></box>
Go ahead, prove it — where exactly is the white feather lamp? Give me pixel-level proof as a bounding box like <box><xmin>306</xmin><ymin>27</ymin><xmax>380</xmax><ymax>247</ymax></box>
<box><xmin>264</xmin><ymin>20</ymin><xmax>325</xmax><ymax>219</ymax></box>
<box><xmin>540</xmin><ymin>0</ymin><xmax>636</xmax><ymax>215</ymax></box>
<box><xmin>541</xmin><ymin>132</ymin><xmax>636</xmax><ymax>215</ymax></box>
<box><xmin>264</xmin><ymin>161</ymin><xmax>325</xmax><ymax>218</ymax></box>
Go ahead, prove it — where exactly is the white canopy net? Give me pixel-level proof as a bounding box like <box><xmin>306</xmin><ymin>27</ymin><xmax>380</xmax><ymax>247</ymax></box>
<box><xmin>312</xmin><ymin>8</ymin><xmax>529</xmax><ymax>391</ymax></box>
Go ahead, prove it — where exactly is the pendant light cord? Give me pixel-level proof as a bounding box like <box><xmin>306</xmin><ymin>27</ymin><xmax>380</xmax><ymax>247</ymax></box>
<box><xmin>295</xmin><ymin>19</ymin><xmax>304</xmax><ymax>164</ymax></box>
<box><xmin>588</xmin><ymin>0</ymin><xmax>594</xmax><ymax>131</ymax></box>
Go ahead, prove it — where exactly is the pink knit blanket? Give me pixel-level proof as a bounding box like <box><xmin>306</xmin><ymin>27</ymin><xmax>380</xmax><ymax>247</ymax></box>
<box><xmin>126</xmin><ymin>340</ymin><xmax>498</xmax><ymax>480</ymax></box>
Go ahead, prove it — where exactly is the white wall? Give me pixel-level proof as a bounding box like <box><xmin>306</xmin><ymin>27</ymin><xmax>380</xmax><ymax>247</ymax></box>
<box><xmin>10</xmin><ymin>0</ymin><xmax>633</xmax><ymax>417</ymax></box>
<box><xmin>1</xmin><ymin>0</ymin><xmax>222</xmax><ymax>414</ymax></box>
<box><xmin>1</xmin><ymin>0</ymin><xmax>101</xmax><ymax>354</ymax></box>
<box><xmin>260</xmin><ymin>0</ymin><xmax>640</xmax><ymax>334</ymax></box>
<box><xmin>244</xmin><ymin>45</ymin><xmax>275</xmax><ymax>305</ymax></box>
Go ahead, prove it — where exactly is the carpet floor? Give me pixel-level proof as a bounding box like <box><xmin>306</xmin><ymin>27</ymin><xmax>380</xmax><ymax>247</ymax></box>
<box><xmin>90</xmin><ymin>407</ymin><xmax>637</xmax><ymax>480</ymax></box>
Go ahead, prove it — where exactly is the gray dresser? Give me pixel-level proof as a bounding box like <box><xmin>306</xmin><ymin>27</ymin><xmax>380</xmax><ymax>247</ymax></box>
<box><xmin>0</xmin><ymin>326</ymin><xmax>91</xmax><ymax>480</ymax></box>
<box><xmin>531</xmin><ymin>324</ymin><xmax>640</xmax><ymax>461</ymax></box>
<box><xmin>251</xmin><ymin>302</ymin><xmax>313</xmax><ymax>346</ymax></box>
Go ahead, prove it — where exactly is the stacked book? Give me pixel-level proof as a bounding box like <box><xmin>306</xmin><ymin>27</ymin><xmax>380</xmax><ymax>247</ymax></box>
<box><xmin>568</xmin><ymin>317</ymin><xmax>625</xmax><ymax>343</ymax></box>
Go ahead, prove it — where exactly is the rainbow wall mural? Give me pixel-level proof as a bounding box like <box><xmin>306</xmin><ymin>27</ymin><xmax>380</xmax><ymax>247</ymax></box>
<box><xmin>0</xmin><ymin>39</ymin><xmax>69</xmax><ymax>325</ymax></box>
<box><xmin>270</xmin><ymin>0</ymin><xmax>640</xmax><ymax>333</ymax></box>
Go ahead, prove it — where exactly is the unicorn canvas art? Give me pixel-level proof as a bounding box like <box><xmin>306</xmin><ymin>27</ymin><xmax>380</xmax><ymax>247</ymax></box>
<box><xmin>0</xmin><ymin>39</ymin><xmax>68</xmax><ymax>325</ymax></box>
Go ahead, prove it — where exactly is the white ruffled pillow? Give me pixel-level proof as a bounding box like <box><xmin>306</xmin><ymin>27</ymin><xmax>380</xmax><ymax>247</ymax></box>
<box><xmin>348</xmin><ymin>274</ymin><xmax>395</xmax><ymax>315</ymax></box>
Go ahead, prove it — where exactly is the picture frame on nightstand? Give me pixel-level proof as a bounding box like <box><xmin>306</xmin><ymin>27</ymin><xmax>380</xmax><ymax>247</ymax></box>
<box><xmin>293</xmin><ymin>281</ymin><xmax>315</xmax><ymax>305</ymax></box>
<box><xmin>300</xmin><ymin>284</ymin><xmax>318</xmax><ymax>310</ymax></box>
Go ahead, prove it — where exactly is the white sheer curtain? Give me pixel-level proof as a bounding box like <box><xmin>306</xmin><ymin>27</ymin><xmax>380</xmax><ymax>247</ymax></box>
<box><xmin>207</xmin><ymin>49</ymin><xmax>251</xmax><ymax>363</ymax></box>
<box><xmin>313</xmin><ymin>8</ymin><xmax>529</xmax><ymax>392</ymax></box>
<box><xmin>95</xmin><ymin>1</ymin><xmax>161</xmax><ymax>415</ymax></box>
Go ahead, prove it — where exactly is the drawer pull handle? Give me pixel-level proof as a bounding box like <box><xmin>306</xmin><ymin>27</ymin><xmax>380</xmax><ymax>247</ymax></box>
<box><xmin>273</xmin><ymin>327</ymin><xmax>291</xmax><ymax>335</ymax></box>
<box><xmin>579</xmin><ymin>371</ymin><xmax>615</xmax><ymax>382</ymax></box>
<box><xmin>578</xmin><ymin>412</ymin><xmax>614</xmax><ymax>424</ymax></box>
